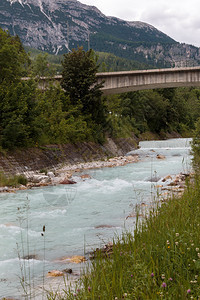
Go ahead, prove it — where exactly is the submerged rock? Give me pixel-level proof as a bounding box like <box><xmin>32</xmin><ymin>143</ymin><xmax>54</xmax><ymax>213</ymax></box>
<box><xmin>59</xmin><ymin>255</ymin><xmax>86</xmax><ymax>263</ymax></box>
<box><xmin>80</xmin><ymin>174</ymin><xmax>91</xmax><ymax>179</ymax></box>
<box><xmin>62</xmin><ymin>268</ymin><xmax>73</xmax><ymax>274</ymax></box>
<box><xmin>47</xmin><ymin>270</ymin><xmax>64</xmax><ymax>277</ymax></box>
<box><xmin>156</xmin><ymin>154</ymin><xmax>166</xmax><ymax>159</ymax></box>
<box><xmin>23</xmin><ymin>254</ymin><xmax>38</xmax><ymax>260</ymax></box>
<box><xmin>95</xmin><ymin>224</ymin><xmax>114</xmax><ymax>229</ymax></box>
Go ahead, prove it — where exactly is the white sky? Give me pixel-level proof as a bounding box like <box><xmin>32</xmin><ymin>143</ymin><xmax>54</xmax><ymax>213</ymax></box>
<box><xmin>80</xmin><ymin>0</ymin><xmax>200</xmax><ymax>47</ymax></box>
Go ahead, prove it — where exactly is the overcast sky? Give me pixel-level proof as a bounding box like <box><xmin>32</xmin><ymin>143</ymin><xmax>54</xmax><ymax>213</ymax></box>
<box><xmin>81</xmin><ymin>0</ymin><xmax>200</xmax><ymax>47</ymax></box>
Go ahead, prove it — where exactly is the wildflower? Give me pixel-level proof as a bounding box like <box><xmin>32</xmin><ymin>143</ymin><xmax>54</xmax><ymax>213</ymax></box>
<box><xmin>198</xmin><ymin>253</ymin><xmax>200</xmax><ymax>258</ymax></box>
<box><xmin>195</xmin><ymin>275</ymin><xmax>198</xmax><ymax>279</ymax></box>
<box><xmin>151</xmin><ymin>272</ymin><xmax>154</xmax><ymax>278</ymax></box>
<box><xmin>176</xmin><ymin>233</ymin><xmax>179</xmax><ymax>237</ymax></box>
<box><xmin>162</xmin><ymin>282</ymin><xmax>167</xmax><ymax>288</ymax></box>
<box><xmin>191</xmin><ymin>243</ymin><xmax>194</xmax><ymax>246</ymax></box>
<box><xmin>123</xmin><ymin>293</ymin><xmax>128</xmax><ymax>297</ymax></box>
<box><xmin>196</xmin><ymin>248</ymin><xmax>199</xmax><ymax>252</ymax></box>
<box><xmin>175</xmin><ymin>242</ymin><xmax>179</xmax><ymax>246</ymax></box>
<box><xmin>168</xmin><ymin>277</ymin><xmax>173</xmax><ymax>281</ymax></box>
<box><xmin>131</xmin><ymin>274</ymin><xmax>133</xmax><ymax>278</ymax></box>
<box><xmin>88</xmin><ymin>286</ymin><xmax>91</xmax><ymax>292</ymax></box>
<box><xmin>161</xmin><ymin>274</ymin><xmax>165</xmax><ymax>279</ymax></box>
<box><xmin>167</xmin><ymin>240</ymin><xmax>170</xmax><ymax>245</ymax></box>
<box><xmin>193</xmin><ymin>259</ymin><xmax>196</xmax><ymax>262</ymax></box>
<box><xmin>77</xmin><ymin>288</ymin><xmax>81</xmax><ymax>293</ymax></box>
<box><xmin>115</xmin><ymin>297</ymin><xmax>118</xmax><ymax>300</ymax></box>
<box><xmin>73</xmin><ymin>293</ymin><xmax>77</xmax><ymax>297</ymax></box>
<box><xmin>168</xmin><ymin>246</ymin><xmax>170</xmax><ymax>249</ymax></box>
<box><xmin>187</xmin><ymin>248</ymin><xmax>190</xmax><ymax>251</ymax></box>
<box><xmin>187</xmin><ymin>289</ymin><xmax>191</xmax><ymax>294</ymax></box>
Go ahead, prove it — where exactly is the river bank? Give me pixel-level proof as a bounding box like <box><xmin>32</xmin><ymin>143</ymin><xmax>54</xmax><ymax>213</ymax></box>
<box><xmin>0</xmin><ymin>138</ymin><xmax>192</xmax><ymax>299</ymax></box>
<box><xmin>62</xmin><ymin>175</ymin><xmax>200</xmax><ymax>300</ymax></box>
<box><xmin>0</xmin><ymin>137</ymin><xmax>138</xmax><ymax>177</ymax></box>
<box><xmin>0</xmin><ymin>132</ymin><xmax>183</xmax><ymax>192</ymax></box>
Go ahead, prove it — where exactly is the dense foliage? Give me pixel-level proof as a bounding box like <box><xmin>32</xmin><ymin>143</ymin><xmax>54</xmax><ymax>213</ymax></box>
<box><xmin>1</xmin><ymin>29</ymin><xmax>200</xmax><ymax>150</ymax></box>
<box><xmin>106</xmin><ymin>87</ymin><xmax>200</xmax><ymax>138</ymax></box>
<box><xmin>0</xmin><ymin>28</ymin><xmax>30</xmax><ymax>83</ymax></box>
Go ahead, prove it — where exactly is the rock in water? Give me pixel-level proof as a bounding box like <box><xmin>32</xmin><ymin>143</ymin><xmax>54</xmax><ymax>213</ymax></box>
<box><xmin>59</xmin><ymin>178</ymin><xmax>76</xmax><ymax>184</ymax></box>
<box><xmin>47</xmin><ymin>270</ymin><xmax>64</xmax><ymax>277</ymax></box>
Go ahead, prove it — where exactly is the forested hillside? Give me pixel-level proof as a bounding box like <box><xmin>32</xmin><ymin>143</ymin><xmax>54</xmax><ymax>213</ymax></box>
<box><xmin>1</xmin><ymin>28</ymin><xmax>200</xmax><ymax>152</ymax></box>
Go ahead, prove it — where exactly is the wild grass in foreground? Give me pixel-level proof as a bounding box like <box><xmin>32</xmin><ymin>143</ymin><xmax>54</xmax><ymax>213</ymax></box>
<box><xmin>48</xmin><ymin>177</ymin><xmax>200</xmax><ymax>299</ymax></box>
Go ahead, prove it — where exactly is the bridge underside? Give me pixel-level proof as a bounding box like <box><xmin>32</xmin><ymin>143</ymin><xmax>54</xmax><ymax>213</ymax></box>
<box><xmin>96</xmin><ymin>67</ymin><xmax>200</xmax><ymax>95</ymax></box>
<box><xmin>101</xmin><ymin>81</ymin><xmax>200</xmax><ymax>95</ymax></box>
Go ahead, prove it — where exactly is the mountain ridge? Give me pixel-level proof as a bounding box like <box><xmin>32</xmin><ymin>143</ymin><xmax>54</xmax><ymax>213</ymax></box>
<box><xmin>1</xmin><ymin>0</ymin><xmax>200</xmax><ymax>67</ymax></box>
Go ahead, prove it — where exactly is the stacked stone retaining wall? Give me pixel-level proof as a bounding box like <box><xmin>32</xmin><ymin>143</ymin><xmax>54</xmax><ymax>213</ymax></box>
<box><xmin>0</xmin><ymin>137</ymin><xmax>138</xmax><ymax>176</ymax></box>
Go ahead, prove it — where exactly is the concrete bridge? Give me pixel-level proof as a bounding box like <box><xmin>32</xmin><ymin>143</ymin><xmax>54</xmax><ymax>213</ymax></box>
<box><xmin>28</xmin><ymin>66</ymin><xmax>200</xmax><ymax>94</ymax></box>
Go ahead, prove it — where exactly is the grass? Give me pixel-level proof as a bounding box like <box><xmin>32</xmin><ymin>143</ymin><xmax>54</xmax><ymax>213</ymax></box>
<box><xmin>47</xmin><ymin>175</ymin><xmax>200</xmax><ymax>299</ymax></box>
<box><xmin>0</xmin><ymin>172</ymin><xmax>28</xmax><ymax>187</ymax></box>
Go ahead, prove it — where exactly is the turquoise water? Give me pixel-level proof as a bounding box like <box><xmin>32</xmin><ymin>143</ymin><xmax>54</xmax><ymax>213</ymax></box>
<box><xmin>0</xmin><ymin>138</ymin><xmax>192</xmax><ymax>298</ymax></box>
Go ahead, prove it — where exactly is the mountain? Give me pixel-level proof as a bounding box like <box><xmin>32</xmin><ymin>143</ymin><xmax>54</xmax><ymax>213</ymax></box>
<box><xmin>1</xmin><ymin>0</ymin><xmax>200</xmax><ymax>67</ymax></box>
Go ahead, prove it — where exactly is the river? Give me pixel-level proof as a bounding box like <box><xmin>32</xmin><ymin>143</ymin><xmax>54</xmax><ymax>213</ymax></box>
<box><xmin>0</xmin><ymin>138</ymin><xmax>192</xmax><ymax>298</ymax></box>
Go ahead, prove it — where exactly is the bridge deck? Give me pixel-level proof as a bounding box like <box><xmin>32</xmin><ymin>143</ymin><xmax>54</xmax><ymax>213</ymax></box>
<box><xmin>22</xmin><ymin>66</ymin><xmax>200</xmax><ymax>94</ymax></box>
<box><xmin>96</xmin><ymin>66</ymin><xmax>200</xmax><ymax>94</ymax></box>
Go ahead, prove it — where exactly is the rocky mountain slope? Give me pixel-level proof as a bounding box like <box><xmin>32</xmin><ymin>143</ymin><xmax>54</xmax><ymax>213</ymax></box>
<box><xmin>1</xmin><ymin>0</ymin><xmax>200</xmax><ymax>67</ymax></box>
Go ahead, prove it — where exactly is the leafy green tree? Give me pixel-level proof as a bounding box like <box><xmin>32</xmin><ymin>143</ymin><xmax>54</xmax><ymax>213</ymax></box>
<box><xmin>0</xmin><ymin>28</ymin><xmax>37</xmax><ymax>149</ymax></box>
<box><xmin>61</xmin><ymin>47</ymin><xmax>107</xmax><ymax>142</ymax></box>
<box><xmin>35</xmin><ymin>86</ymin><xmax>92</xmax><ymax>144</ymax></box>
<box><xmin>0</xmin><ymin>80</ymin><xmax>38</xmax><ymax>149</ymax></box>
<box><xmin>32</xmin><ymin>53</ymin><xmax>55</xmax><ymax>77</ymax></box>
<box><xmin>0</xmin><ymin>28</ymin><xmax>30</xmax><ymax>83</ymax></box>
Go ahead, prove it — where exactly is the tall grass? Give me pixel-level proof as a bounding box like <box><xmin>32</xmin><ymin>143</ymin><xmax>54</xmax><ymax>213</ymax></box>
<box><xmin>48</xmin><ymin>176</ymin><xmax>200</xmax><ymax>299</ymax></box>
<box><xmin>0</xmin><ymin>172</ymin><xmax>28</xmax><ymax>187</ymax></box>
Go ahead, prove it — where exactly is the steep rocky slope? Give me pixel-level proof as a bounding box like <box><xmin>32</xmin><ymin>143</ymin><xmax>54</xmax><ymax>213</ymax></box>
<box><xmin>1</xmin><ymin>0</ymin><xmax>200</xmax><ymax>67</ymax></box>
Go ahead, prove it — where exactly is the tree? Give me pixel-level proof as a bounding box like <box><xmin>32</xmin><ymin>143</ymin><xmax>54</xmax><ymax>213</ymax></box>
<box><xmin>61</xmin><ymin>47</ymin><xmax>107</xmax><ymax>142</ymax></box>
<box><xmin>0</xmin><ymin>80</ymin><xmax>38</xmax><ymax>149</ymax></box>
<box><xmin>0</xmin><ymin>28</ymin><xmax>36</xmax><ymax>149</ymax></box>
<box><xmin>32</xmin><ymin>53</ymin><xmax>55</xmax><ymax>77</ymax></box>
<box><xmin>0</xmin><ymin>28</ymin><xmax>30</xmax><ymax>83</ymax></box>
<box><xmin>35</xmin><ymin>86</ymin><xmax>91</xmax><ymax>144</ymax></box>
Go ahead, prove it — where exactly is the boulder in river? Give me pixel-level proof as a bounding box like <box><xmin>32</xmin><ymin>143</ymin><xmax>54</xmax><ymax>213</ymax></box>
<box><xmin>162</xmin><ymin>175</ymin><xmax>172</xmax><ymax>182</ymax></box>
<box><xmin>156</xmin><ymin>154</ymin><xmax>166</xmax><ymax>159</ymax></box>
<box><xmin>59</xmin><ymin>255</ymin><xmax>86</xmax><ymax>263</ymax></box>
<box><xmin>62</xmin><ymin>268</ymin><xmax>73</xmax><ymax>274</ymax></box>
<box><xmin>23</xmin><ymin>254</ymin><xmax>38</xmax><ymax>260</ymax></box>
<box><xmin>80</xmin><ymin>174</ymin><xmax>91</xmax><ymax>179</ymax></box>
<box><xmin>47</xmin><ymin>270</ymin><xmax>64</xmax><ymax>277</ymax></box>
<box><xmin>59</xmin><ymin>178</ymin><xmax>77</xmax><ymax>184</ymax></box>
